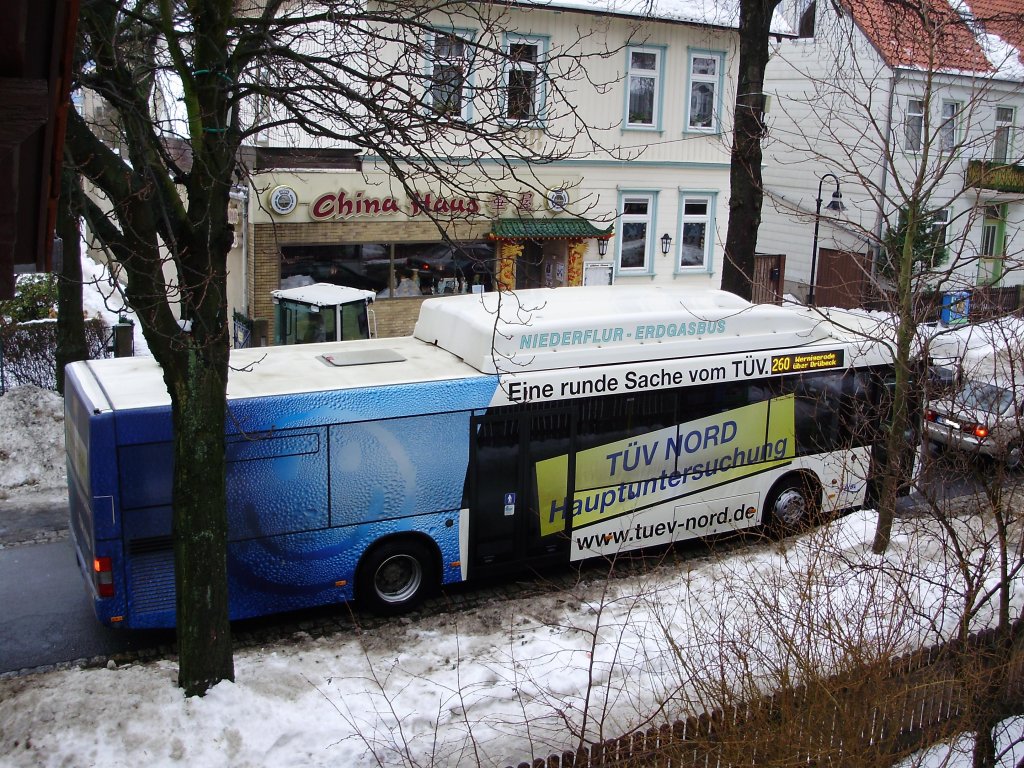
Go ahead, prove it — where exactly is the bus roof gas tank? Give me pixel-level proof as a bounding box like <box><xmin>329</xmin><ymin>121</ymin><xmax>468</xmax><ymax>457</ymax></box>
<box><xmin>414</xmin><ymin>286</ymin><xmax>841</xmax><ymax>374</ymax></box>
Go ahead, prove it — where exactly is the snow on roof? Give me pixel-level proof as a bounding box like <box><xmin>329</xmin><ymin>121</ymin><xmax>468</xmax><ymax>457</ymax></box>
<box><xmin>970</xmin><ymin>0</ymin><xmax>1024</xmax><ymax>52</ymax></box>
<box><xmin>516</xmin><ymin>0</ymin><xmax>793</xmax><ymax>33</ymax></box>
<box><xmin>271</xmin><ymin>283</ymin><xmax>376</xmax><ymax>307</ymax></box>
<box><xmin>850</xmin><ymin>0</ymin><xmax>1024</xmax><ymax>80</ymax></box>
<box><xmin>70</xmin><ymin>334</ymin><xmax>483</xmax><ymax>412</ymax></box>
<box><xmin>927</xmin><ymin>316</ymin><xmax>1024</xmax><ymax>366</ymax></box>
<box><xmin>414</xmin><ymin>286</ymin><xmax>841</xmax><ymax>374</ymax></box>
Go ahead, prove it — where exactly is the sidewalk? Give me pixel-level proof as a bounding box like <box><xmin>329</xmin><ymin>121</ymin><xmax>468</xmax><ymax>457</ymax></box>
<box><xmin>0</xmin><ymin>488</ymin><xmax>69</xmax><ymax>547</ymax></box>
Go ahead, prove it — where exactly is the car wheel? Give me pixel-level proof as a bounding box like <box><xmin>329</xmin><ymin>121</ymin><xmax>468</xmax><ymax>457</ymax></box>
<box><xmin>1005</xmin><ymin>442</ymin><xmax>1022</xmax><ymax>471</ymax></box>
<box><xmin>357</xmin><ymin>539</ymin><xmax>436</xmax><ymax>615</ymax></box>
<box><xmin>765</xmin><ymin>475</ymin><xmax>819</xmax><ymax>534</ymax></box>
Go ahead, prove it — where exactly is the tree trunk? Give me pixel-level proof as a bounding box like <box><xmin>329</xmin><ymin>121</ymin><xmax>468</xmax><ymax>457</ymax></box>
<box><xmin>872</xmin><ymin>203</ymin><xmax>920</xmax><ymax>554</ymax></box>
<box><xmin>55</xmin><ymin>164</ymin><xmax>88</xmax><ymax>395</ymax></box>
<box><xmin>721</xmin><ymin>0</ymin><xmax>781</xmax><ymax>300</ymax></box>
<box><xmin>169</xmin><ymin>336</ymin><xmax>234</xmax><ymax>697</ymax></box>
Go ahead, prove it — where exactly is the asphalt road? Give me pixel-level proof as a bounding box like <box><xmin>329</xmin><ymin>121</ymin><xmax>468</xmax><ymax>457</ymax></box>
<box><xmin>0</xmin><ymin>536</ymin><xmax>173</xmax><ymax>674</ymax></box>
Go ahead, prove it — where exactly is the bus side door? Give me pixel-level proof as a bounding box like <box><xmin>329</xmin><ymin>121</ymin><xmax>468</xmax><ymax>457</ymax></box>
<box><xmin>468</xmin><ymin>405</ymin><xmax>572</xmax><ymax>578</ymax></box>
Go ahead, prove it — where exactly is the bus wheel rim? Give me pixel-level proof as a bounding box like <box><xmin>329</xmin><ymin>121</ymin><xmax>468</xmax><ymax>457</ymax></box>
<box><xmin>774</xmin><ymin>488</ymin><xmax>807</xmax><ymax>527</ymax></box>
<box><xmin>374</xmin><ymin>554</ymin><xmax>423</xmax><ymax>604</ymax></box>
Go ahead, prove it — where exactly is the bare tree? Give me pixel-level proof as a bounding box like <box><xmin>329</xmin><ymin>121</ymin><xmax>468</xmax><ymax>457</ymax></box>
<box><xmin>66</xmin><ymin>0</ymin><xmax>630</xmax><ymax>695</ymax></box>
<box><xmin>758</xmin><ymin>0</ymin><xmax>1024</xmax><ymax>553</ymax></box>
<box><xmin>915</xmin><ymin>320</ymin><xmax>1024</xmax><ymax>768</ymax></box>
<box><xmin>720</xmin><ymin>0</ymin><xmax>783</xmax><ymax>299</ymax></box>
<box><xmin>55</xmin><ymin>161</ymin><xmax>89</xmax><ymax>395</ymax></box>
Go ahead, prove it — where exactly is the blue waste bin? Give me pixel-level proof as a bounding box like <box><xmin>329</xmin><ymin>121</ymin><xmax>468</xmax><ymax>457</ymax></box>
<box><xmin>940</xmin><ymin>291</ymin><xmax>970</xmax><ymax>327</ymax></box>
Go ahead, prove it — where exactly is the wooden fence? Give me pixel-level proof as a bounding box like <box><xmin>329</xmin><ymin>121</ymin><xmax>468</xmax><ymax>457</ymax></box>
<box><xmin>504</xmin><ymin>622</ymin><xmax>1024</xmax><ymax>767</ymax></box>
<box><xmin>864</xmin><ymin>285</ymin><xmax>1024</xmax><ymax>322</ymax></box>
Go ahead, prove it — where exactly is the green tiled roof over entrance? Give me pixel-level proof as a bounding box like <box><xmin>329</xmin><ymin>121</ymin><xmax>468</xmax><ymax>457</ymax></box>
<box><xmin>489</xmin><ymin>218</ymin><xmax>613</xmax><ymax>241</ymax></box>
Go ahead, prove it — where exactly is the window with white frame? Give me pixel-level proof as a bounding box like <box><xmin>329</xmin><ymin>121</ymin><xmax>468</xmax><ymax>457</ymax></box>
<box><xmin>687</xmin><ymin>52</ymin><xmax>722</xmax><ymax>132</ymax></box>
<box><xmin>939</xmin><ymin>101</ymin><xmax>960</xmax><ymax>152</ymax></box>
<box><xmin>618</xmin><ymin>194</ymin><xmax>654</xmax><ymax>271</ymax></box>
<box><xmin>626</xmin><ymin>48</ymin><xmax>660</xmax><ymax>128</ymax></box>
<box><xmin>429</xmin><ymin>32</ymin><xmax>473</xmax><ymax>119</ymax></box>
<box><xmin>505</xmin><ymin>35</ymin><xmax>545</xmax><ymax>123</ymax></box>
<box><xmin>993</xmin><ymin>106</ymin><xmax>1015</xmax><ymax>163</ymax></box>
<box><xmin>905</xmin><ymin>98</ymin><xmax>924</xmax><ymax>151</ymax></box>
<box><xmin>678</xmin><ymin>195</ymin><xmax>713</xmax><ymax>269</ymax></box>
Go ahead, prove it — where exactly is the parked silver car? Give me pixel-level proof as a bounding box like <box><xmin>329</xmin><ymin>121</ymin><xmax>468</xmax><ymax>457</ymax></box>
<box><xmin>923</xmin><ymin>358</ymin><xmax>1024</xmax><ymax>469</ymax></box>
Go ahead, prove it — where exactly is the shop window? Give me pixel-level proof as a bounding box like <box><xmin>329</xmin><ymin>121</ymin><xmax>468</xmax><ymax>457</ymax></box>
<box><xmin>280</xmin><ymin>241</ymin><xmax>495</xmax><ymax>296</ymax></box>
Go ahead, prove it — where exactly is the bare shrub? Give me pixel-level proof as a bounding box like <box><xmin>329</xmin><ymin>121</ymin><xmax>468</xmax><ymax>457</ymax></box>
<box><xmin>1</xmin><ymin>318</ymin><xmax>109</xmax><ymax>391</ymax></box>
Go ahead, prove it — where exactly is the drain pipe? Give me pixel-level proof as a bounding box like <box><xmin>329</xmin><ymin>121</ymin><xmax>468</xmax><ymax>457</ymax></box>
<box><xmin>230</xmin><ymin>186</ymin><xmax>250</xmax><ymax>317</ymax></box>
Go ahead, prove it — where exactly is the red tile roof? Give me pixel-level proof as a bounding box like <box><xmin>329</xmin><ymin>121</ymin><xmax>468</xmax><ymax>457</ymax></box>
<box><xmin>847</xmin><ymin>0</ymin><xmax>1021</xmax><ymax>73</ymax></box>
<box><xmin>970</xmin><ymin>0</ymin><xmax>1024</xmax><ymax>52</ymax></box>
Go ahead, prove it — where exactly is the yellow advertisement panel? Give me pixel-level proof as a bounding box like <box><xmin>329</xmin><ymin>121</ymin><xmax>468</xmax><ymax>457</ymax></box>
<box><xmin>537</xmin><ymin>395</ymin><xmax>795</xmax><ymax>536</ymax></box>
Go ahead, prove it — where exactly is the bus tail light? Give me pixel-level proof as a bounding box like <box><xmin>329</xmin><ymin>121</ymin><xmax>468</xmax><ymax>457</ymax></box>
<box><xmin>970</xmin><ymin>424</ymin><xmax>989</xmax><ymax>439</ymax></box>
<box><xmin>924</xmin><ymin>409</ymin><xmax>937</xmax><ymax>422</ymax></box>
<box><xmin>93</xmin><ymin>556</ymin><xmax>115</xmax><ymax>598</ymax></box>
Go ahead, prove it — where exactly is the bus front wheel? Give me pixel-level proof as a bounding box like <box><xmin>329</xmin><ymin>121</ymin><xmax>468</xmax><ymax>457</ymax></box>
<box><xmin>357</xmin><ymin>539</ymin><xmax>436</xmax><ymax>615</ymax></box>
<box><xmin>765</xmin><ymin>475</ymin><xmax>820</xmax><ymax>535</ymax></box>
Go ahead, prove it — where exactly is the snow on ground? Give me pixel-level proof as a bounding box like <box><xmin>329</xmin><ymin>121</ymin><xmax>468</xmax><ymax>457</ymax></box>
<box><xmin>0</xmin><ymin>386</ymin><xmax>65</xmax><ymax>495</ymax></box>
<box><xmin>1</xmin><ymin>497</ymin><xmax>1023</xmax><ymax>766</ymax></box>
<box><xmin>78</xmin><ymin>255</ymin><xmax>151</xmax><ymax>357</ymax></box>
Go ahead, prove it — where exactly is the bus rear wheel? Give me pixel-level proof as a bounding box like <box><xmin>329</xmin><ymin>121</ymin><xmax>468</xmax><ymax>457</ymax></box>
<box><xmin>357</xmin><ymin>539</ymin><xmax>436</xmax><ymax>615</ymax></box>
<box><xmin>765</xmin><ymin>475</ymin><xmax>819</xmax><ymax>535</ymax></box>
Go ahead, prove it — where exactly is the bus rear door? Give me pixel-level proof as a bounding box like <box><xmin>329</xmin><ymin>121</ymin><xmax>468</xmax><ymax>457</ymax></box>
<box><xmin>468</xmin><ymin>405</ymin><xmax>573</xmax><ymax>578</ymax></box>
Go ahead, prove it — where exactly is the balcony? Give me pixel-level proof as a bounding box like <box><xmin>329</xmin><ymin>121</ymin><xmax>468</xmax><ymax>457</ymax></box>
<box><xmin>966</xmin><ymin>160</ymin><xmax>1024</xmax><ymax>193</ymax></box>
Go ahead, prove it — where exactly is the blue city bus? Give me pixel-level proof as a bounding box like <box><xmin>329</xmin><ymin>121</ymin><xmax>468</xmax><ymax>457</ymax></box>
<box><xmin>65</xmin><ymin>286</ymin><xmax>893</xmax><ymax>628</ymax></box>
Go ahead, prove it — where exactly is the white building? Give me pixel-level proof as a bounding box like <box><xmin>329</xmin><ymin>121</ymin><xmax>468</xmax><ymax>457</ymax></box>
<box><xmin>237</xmin><ymin>0</ymin><xmax>792</xmax><ymax>339</ymax></box>
<box><xmin>759</xmin><ymin>0</ymin><xmax>1024</xmax><ymax>308</ymax></box>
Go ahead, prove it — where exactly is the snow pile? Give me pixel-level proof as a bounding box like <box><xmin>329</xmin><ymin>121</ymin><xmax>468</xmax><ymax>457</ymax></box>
<box><xmin>0</xmin><ymin>386</ymin><xmax>65</xmax><ymax>493</ymax></box>
<box><xmin>1</xmin><ymin>509</ymin><xmax>1023</xmax><ymax>767</ymax></box>
<box><xmin>79</xmin><ymin>255</ymin><xmax>151</xmax><ymax>356</ymax></box>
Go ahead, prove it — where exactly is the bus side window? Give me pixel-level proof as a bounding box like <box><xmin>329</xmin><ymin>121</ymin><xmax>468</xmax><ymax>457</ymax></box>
<box><xmin>713</xmin><ymin>382</ymin><xmax>750</xmax><ymax>413</ymax></box>
<box><xmin>789</xmin><ymin>372</ymin><xmax>844</xmax><ymax>454</ymax></box>
<box><xmin>576</xmin><ymin>389</ymin><xmax>678</xmax><ymax>454</ymax></box>
<box><xmin>841</xmin><ymin>370</ymin><xmax>881</xmax><ymax>447</ymax></box>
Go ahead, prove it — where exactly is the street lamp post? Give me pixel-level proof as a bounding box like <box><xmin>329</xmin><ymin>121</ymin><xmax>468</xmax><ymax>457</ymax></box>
<box><xmin>808</xmin><ymin>173</ymin><xmax>845</xmax><ymax>307</ymax></box>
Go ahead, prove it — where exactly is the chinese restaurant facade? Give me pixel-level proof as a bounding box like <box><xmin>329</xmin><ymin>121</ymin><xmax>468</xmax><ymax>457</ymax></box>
<box><xmin>246</xmin><ymin>169</ymin><xmax>615</xmax><ymax>339</ymax></box>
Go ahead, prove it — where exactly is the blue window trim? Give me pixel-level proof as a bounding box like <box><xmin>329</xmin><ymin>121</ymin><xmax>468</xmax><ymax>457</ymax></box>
<box><xmin>501</xmin><ymin>33</ymin><xmax>550</xmax><ymax>128</ymax></box>
<box><xmin>683</xmin><ymin>48</ymin><xmax>725</xmax><ymax>135</ymax></box>
<box><xmin>622</xmin><ymin>45</ymin><xmax>667</xmax><ymax>132</ymax></box>
<box><xmin>424</xmin><ymin>27</ymin><xmax>478</xmax><ymax>122</ymax></box>
<box><xmin>615</xmin><ymin>189</ymin><xmax>659</xmax><ymax>277</ymax></box>
<box><xmin>674</xmin><ymin>190</ymin><xmax>718</xmax><ymax>275</ymax></box>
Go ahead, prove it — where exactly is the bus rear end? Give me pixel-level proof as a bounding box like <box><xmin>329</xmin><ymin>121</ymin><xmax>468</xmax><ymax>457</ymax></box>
<box><xmin>64</xmin><ymin>362</ymin><xmax>126</xmax><ymax>625</ymax></box>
